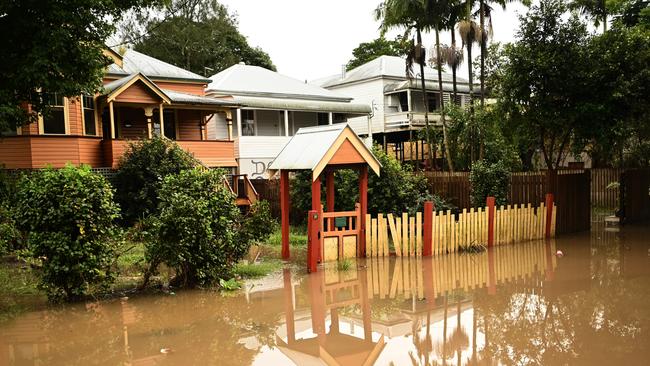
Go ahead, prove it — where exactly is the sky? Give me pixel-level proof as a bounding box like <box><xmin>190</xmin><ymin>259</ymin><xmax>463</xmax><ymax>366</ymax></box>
<box><xmin>218</xmin><ymin>0</ymin><xmax>531</xmax><ymax>81</ymax></box>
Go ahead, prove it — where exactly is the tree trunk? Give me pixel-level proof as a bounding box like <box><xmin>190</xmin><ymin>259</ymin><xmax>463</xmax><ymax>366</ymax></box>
<box><xmin>451</xmin><ymin>30</ymin><xmax>458</xmax><ymax>104</ymax></box>
<box><xmin>436</xmin><ymin>28</ymin><xmax>454</xmax><ymax>172</ymax></box>
<box><xmin>467</xmin><ymin>25</ymin><xmax>476</xmax><ymax>165</ymax></box>
<box><xmin>470</xmin><ymin>0</ymin><xmax>486</xmax><ymax>107</ymax></box>
<box><xmin>417</xmin><ymin>28</ymin><xmax>435</xmax><ymax>171</ymax></box>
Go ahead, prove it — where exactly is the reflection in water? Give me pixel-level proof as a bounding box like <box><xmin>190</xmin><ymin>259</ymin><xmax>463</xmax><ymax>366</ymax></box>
<box><xmin>1</xmin><ymin>225</ymin><xmax>649</xmax><ymax>365</ymax></box>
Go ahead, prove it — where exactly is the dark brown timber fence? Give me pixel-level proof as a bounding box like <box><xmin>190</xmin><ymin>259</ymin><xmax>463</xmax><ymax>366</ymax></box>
<box><xmin>621</xmin><ymin>169</ymin><xmax>650</xmax><ymax>223</ymax></box>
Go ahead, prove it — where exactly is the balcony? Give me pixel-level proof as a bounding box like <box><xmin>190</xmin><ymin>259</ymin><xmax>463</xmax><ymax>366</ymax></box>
<box><xmin>384</xmin><ymin>112</ymin><xmax>442</xmax><ymax>132</ymax></box>
<box><xmin>102</xmin><ymin>139</ymin><xmax>237</xmax><ymax>168</ymax></box>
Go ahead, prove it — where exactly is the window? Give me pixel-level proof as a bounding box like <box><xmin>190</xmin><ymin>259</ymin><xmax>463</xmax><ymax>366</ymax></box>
<box><xmin>42</xmin><ymin>93</ymin><xmax>66</xmax><ymax>134</ymax></box>
<box><xmin>317</xmin><ymin>113</ymin><xmax>329</xmax><ymax>126</ymax></box>
<box><xmin>82</xmin><ymin>95</ymin><xmax>96</xmax><ymax>135</ymax></box>
<box><xmin>398</xmin><ymin>92</ymin><xmax>409</xmax><ymax>112</ymax></box>
<box><xmin>163</xmin><ymin>110</ymin><xmax>176</xmax><ymax>139</ymax></box>
<box><xmin>333</xmin><ymin>113</ymin><xmax>346</xmax><ymax>123</ymax></box>
<box><xmin>427</xmin><ymin>93</ymin><xmax>439</xmax><ymax>112</ymax></box>
<box><xmin>241</xmin><ymin>110</ymin><xmax>255</xmax><ymax>136</ymax></box>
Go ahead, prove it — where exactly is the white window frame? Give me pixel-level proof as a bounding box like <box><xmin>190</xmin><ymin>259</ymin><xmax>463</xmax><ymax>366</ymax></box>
<box><xmin>80</xmin><ymin>94</ymin><xmax>98</xmax><ymax>136</ymax></box>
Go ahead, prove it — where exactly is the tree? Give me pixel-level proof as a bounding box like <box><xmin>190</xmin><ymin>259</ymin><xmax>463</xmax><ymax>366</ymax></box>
<box><xmin>375</xmin><ymin>0</ymin><xmax>455</xmax><ymax>172</ymax></box>
<box><xmin>122</xmin><ymin>0</ymin><xmax>275</xmax><ymax>76</ymax></box>
<box><xmin>346</xmin><ymin>36</ymin><xmax>407</xmax><ymax>70</ymax></box>
<box><xmin>0</xmin><ymin>0</ymin><xmax>161</xmax><ymax>135</ymax></box>
<box><xmin>496</xmin><ymin>0</ymin><xmax>594</xmax><ymax>169</ymax></box>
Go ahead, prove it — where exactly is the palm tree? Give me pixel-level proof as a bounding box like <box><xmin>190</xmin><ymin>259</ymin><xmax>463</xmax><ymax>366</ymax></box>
<box><xmin>435</xmin><ymin>1</ymin><xmax>464</xmax><ymax>104</ymax></box>
<box><xmin>457</xmin><ymin>0</ymin><xmax>480</xmax><ymax>162</ymax></box>
<box><xmin>570</xmin><ymin>0</ymin><xmax>609</xmax><ymax>33</ymax></box>
<box><xmin>375</xmin><ymin>0</ymin><xmax>435</xmax><ymax>169</ymax></box>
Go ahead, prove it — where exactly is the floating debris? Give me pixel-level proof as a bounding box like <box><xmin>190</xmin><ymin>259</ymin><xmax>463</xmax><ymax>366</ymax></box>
<box><xmin>556</xmin><ymin>250</ymin><xmax>564</xmax><ymax>257</ymax></box>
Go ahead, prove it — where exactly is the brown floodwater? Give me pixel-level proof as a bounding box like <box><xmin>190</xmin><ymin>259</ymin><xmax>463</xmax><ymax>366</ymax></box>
<box><xmin>1</xmin><ymin>224</ymin><xmax>649</xmax><ymax>366</ymax></box>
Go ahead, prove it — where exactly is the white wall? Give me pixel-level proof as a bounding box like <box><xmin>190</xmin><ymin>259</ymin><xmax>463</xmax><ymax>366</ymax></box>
<box><xmin>327</xmin><ymin>78</ymin><xmax>386</xmax><ymax>135</ymax></box>
<box><xmin>236</xmin><ymin>136</ymin><xmax>291</xmax><ymax>178</ymax></box>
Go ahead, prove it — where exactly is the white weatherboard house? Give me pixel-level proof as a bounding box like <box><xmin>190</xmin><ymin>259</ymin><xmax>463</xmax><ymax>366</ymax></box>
<box><xmin>312</xmin><ymin>56</ymin><xmax>471</xmax><ymax>158</ymax></box>
<box><xmin>205</xmin><ymin>64</ymin><xmax>370</xmax><ymax>179</ymax></box>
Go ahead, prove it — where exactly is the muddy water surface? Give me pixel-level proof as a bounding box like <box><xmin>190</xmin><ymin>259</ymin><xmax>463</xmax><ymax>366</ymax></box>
<box><xmin>1</xmin><ymin>225</ymin><xmax>649</xmax><ymax>365</ymax></box>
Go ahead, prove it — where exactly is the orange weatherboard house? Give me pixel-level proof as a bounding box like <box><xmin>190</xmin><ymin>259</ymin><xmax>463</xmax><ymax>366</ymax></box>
<box><xmin>0</xmin><ymin>48</ymin><xmax>239</xmax><ymax>169</ymax></box>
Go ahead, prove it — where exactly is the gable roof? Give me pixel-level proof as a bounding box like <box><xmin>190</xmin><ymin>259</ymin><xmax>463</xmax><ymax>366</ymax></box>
<box><xmin>106</xmin><ymin>49</ymin><xmax>211</xmax><ymax>83</ymax></box>
<box><xmin>313</xmin><ymin>55</ymin><xmax>469</xmax><ymax>89</ymax></box>
<box><xmin>269</xmin><ymin>123</ymin><xmax>380</xmax><ymax>181</ymax></box>
<box><xmin>102</xmin><ymin>73</ymin><xmax>171</xmax><ymax>104</ymax></box>
<box><xmin>206</xmin><ymin>64</ymin><xmax>353</xmax><ymax>102</ymax></box>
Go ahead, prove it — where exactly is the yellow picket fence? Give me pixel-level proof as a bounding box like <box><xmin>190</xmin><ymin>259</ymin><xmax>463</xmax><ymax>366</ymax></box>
<box><xmin>366</xmin><ymin>202</ymin><xmax>556</xmax><ymax>257</ymax></box>
<box><xmin>365</xmin><ymin>212</ymin><xmax>423</xmax><ymax>257</ymax></box>
<box><xmin>364</xmin><ymin>240</ymin><xmax>557</xmax><ymax>300</ymax></box>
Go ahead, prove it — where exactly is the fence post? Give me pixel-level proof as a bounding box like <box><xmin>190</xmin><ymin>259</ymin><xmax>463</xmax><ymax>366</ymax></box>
<box><xmin>487</xmin><ymin>196</ymin><xmax>496</xmax><ymax>247</ymax></box>
<box><xmin>423</xmin><ymin>201</ymin><xmax>434</xmax><ymax>256</ymax></box>
<box><xmin>307</xmin><ymin>210</ymin><xmax>320</xmax><ymax>273</ymax></box>
<box><xmin>545</xmin><ymin>193</ymin><xmax>554</xmax><ymax>239</ymax></box>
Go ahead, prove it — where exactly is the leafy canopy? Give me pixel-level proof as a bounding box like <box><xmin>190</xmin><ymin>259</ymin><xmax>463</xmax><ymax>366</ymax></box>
<box><xmin>346</xmin><ymin>36</ymin><xmax>407</xmax><ymax>70</ymax></box>
<box><xmin>122</xmin><ymin>0</ymin><xmax>275</xmax><ymax>76</ymax></box>
<box><xmin>0</xmin><ymin>0</ymin><xmax>161</xmax><ymax>134</ymax></box>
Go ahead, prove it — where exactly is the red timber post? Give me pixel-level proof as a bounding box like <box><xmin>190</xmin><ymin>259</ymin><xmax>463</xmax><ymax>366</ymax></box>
<box><xmin>280</xmin><ymin>170</ymin><xmax>291</xmax><ymax>260</ymax></box>
<box><xmin>545</xmin><ymin>193</ymin><xmax>555</xmax><ymax>239</ymax></box>
<box><xmin>423</xmin><ymin>201</ymin><xmax>434</xmax><ymax>256</ymax></box>
<box><xmin>312</xmin><ymin>174</ymin><xmax>322</xmax><ymax>262</ymax></box>
<box><xmin>358</xmin><ymin>166</ymin><xmax>368</xmax><ymax>257</ymax></box>
<box><xmin>486</xmin><ymin>196</ymin><xmax>496</xmax><ymax>248</ymax></box>
<box><xmin>307</xmin><ymin>210</ymin><xmax>320</xmax><ymax>273</ymax></box>
<box><xmin>326</xmin><ymin>171</ymin><xmax>335</xmax><ymax>231</ymax></box>
<box><xmin>487</xmin><ymin>247</ymin><xmax>497</xmax><ymax>295</ymax></box>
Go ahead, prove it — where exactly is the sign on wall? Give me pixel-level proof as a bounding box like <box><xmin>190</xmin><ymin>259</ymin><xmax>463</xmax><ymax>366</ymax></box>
<box><xmin>239</xmin><ymin>158</ymin><xmax>275</xmax><ymax>179</ymax></box>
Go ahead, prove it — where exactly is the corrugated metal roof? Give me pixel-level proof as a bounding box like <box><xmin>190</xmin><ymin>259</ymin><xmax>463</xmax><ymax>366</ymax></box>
<box><xmin>162</xmin><ymin>89</ymin><xmax>239</xmax><ymax>106</ymax></box>
<box><xmin>268</xmin><ymin>123</ymin><xmax>380</xmax><ymax>173</ymax></box>
<box><xmin>219</xmin><ymin>95</ymin><xmax>370</xmax><ymax>114</ymax></box>
<box><xmin>384</xmin><ymin>79</ymin><xmax>471</xmax><ymax>94</ymax></box>
<box><xmin>313</xmin><ymin>55</ymin><xmax>469</xmax><ymax>89</ymax></box>
<box><xmin>107</xmin><ymin>49</ymin><xmax>211</xmax><ymax>83</ymax></box>
<box><xmin>207</xmin><ymin>64</ymin><xmax>353</xmax><ymax>102</ymax></box>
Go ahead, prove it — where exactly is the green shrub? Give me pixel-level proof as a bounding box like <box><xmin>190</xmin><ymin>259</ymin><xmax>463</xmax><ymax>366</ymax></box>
<box><xmin>469</xmin><ymin>160</ymin><xmax>511</xmax><ymax>207</ymax></box>
<box><xmin>241</xmin><ymin>200</ymin><xmax>277</xmax><ymax>244</ymax></box>
<box><xmin>114</xmin><ymin>136</ymin><xmax>198</xmax><ymax>224</ymax></box>
<box><xmin>0</xmin><ymin>204</ymin><xmax>20</xmax><ymax>255</ymax></box>
<box><xmin>291</xmin><ymin>146</ymin><xmax>433</xmax><ymax>217</ymax></box>
<box><xmin>145</xmin><ymin>168</ymin><xmax>248</xmax><ymax>287</ymax></box>
<box><xmin>14</xmin><ymin>165</ymin><xmax>120</xmax><ymax>301</ymax></box>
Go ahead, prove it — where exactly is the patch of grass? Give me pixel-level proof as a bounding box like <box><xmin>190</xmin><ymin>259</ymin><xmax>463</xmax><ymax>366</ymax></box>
<box><xmin>266</xmin><ymin>226</ymin><xmax>308</xmax><ymax>247</ymax></box>
<box><xmin>234</xmin><ymin>259</ymin><xmax>283</xmax><ymax>279</ymax></box>
<box><xmin>219</xmin><ymin>278</ymin><xmax>242</xmax><ymax>291</ymax></box>
<box><xmin>116</xmin><ymin>241</ymin><xmax>147</xmax><ymax>277</ymax></box>
<box><xmin>0</xmin><ymin>260</ymin><xmax>44</xmax><ymax>323</ymax></box>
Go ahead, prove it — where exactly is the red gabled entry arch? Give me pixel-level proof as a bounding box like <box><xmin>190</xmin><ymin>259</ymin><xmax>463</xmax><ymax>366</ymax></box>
<box><xmin>269</xmin><ymin>124</ymin><xmax>380</xmax><ymax>270</ymax></box>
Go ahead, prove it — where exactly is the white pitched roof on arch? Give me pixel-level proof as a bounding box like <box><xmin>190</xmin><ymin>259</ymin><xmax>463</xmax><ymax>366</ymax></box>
<box><xmin>269</xmin><ymin>123</ymin><xmax>380</xmax><ymax>181</ymax></box>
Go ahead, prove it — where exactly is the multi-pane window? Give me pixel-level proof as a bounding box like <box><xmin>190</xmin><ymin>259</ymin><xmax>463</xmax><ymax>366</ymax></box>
<box><xmin>398</xmin><ymin>92</ymin><xmax>409</xmax><ymax>112</ymax></box>
<box><xmin>43</xmin><ymin>93</ymin><xmax>66</xmax><ymax>134</ymax></box>
<box><xmin>82</xmin><ymin>94</ymin><xmax>96</xmax><ymax>135</ymax></box>
<box><xmin>241</xmin><ymin>110</ymin><xmax>255</xmax><ymax>136</ymax></box>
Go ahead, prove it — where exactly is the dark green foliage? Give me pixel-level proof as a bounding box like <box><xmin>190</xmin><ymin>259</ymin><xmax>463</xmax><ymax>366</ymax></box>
<box><xmin>496</xmin><ymin>0</ymin><xmax>594</xmax><ymax>170</ymax></box>
<box><xmin>290</xmin><ymin>146</ymin><xmax>446</xmax><ymax>217</ymax></box>
<box><xmin>346</xmin><ymin>36</ymin><xmax>407</xmax><ymax>70</ymax></box>
<box><xmin>114</xmin><ymin>136</ymin><xmax>198</xmax><ymax>224</ymax></box>
<box><xmin>144</xmin><ymin>168</ymin><xmax>248</xmax><ymax>287</ymax></box>
<box><xmin>240</xmin><ymin>201</ymin><xmax>277</xmax><ymax>245</ymax></box>
<box><xmin>0</xmin><ymin>204</ymin><xmax>20</xmax><ymax>255</ymax></box>
<box><xmin>469</xmin><ymin>160</ymin><xmax>511</xmax><ymax>207</ymax></box>
<box><xmin>124</xmin><ymin>0</ymin><xmax>275</xmax><ymax>75</ymax></box>
<box><xmin>14</xmin><ymin>165</ymin><xmax>120</xmax><ymax>301</ymax></box>
<box><xmin>447</xmin><ymin>103</ymin><xmax>522</xmax><ymax>171</ymax></box>
<box><xmin>0</xmin><ymin>0</ymin><xmax>162</xmax><ymax>134</ymax></box>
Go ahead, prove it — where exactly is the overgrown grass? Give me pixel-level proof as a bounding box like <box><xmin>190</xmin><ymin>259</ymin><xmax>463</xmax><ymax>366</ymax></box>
<box><xmin>234</xmin><ymin>259</ymin><xmax>283</xmax><ymax>279</ymax></box>
<box><xmin>0</xmin><ymin>260</ymin><xmax>44</xmax><ymax>323</ymax></box>
<box><xmin>459</xmin><ymin>242</ymin><xmax>487</xmax><ymax>254</ymax></box>
<box><xmin>116</xmin><ymin>241</ymin><xmax>147</xmax><ymax>277</ymax></box>
<box><xmin>266</xmin><ymin>226</ymin><xmax>308</xmax><ymax>246</ymax></box>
